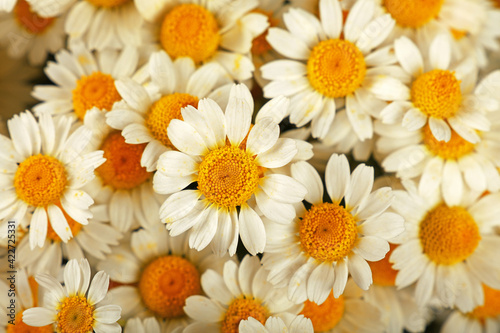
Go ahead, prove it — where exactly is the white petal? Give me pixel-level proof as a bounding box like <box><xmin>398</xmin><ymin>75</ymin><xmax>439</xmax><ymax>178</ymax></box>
<box><xmin>347</xmin><ymin>254</ymin><xmax>372</xmax><ymax>290</ymax></box>
<box><xmin>325</xmin><ymin>154</ymin><xmax>350</xmax><ymax>204</ymax></box>
<box><xmin>395</xmin><ymin>36</ymin><xmax>424</xmax><ymax>77</ymax></box>
<box><xmin>428</xmin><ymin>117</ymin><xmax>451</xmax><ymax>142</ymax></box>
<box><xmin>88</xmin><ymin>271</ymin><xmax>109</xmax><ymax>305</ymax></box>
<box><xmin>266</xmin><ymin>27</ymin><xmax>311</xmax><ymax>60</ymax></box>
<box><xmin>225</xmin><ymin>84</ymin><xmax>253</xmax><ymax>146</ymax></box>
<box><xmin>307</xmin><ymin>262</ymin><xmax>334</xmax><ymax>305</ymax></box>
<box><xmin>353</xmin><ymin>236</ymin><xmax>389</xmax><ymax>261</ymax></box>
<box><xmin>429</xmin><ymin>34</ymin><xmax>451</xmax><ymax>70</ymax></box>
<box><xmin>167</xmin><ymin>119</ymin><xmax>208</xmax><ymax>155</ymax></box>
<box><xmin>402</xmin><ymin>108</ymin><xmax>427</xmax><ymax>131</ymax></box>
<box><xmin>94</xmin><ymin>305</ymin><xmax>121</xmax><ymax>324</ymax></box>
<box><xmin>291</xmin><ymin>161</ymin><xmax>323</xmax><ymax>205</ymax></box>
<box><xmin>442</xmin><ymin>160</ymin><xmax>463</xmax><ymax>207</ymax></box>
<box><xmin>320</xmin><ymin>0</ymin><xmax>342</xmax><ymax>39</ymax></box>
<box><xmin>239</xmin><ymin>205</ymin><xmax>266</xmax><ymax>255</ymax></box>
<box><xmin>246</xmin><ymin>117</ymin><xmax>280</xmax><ymax>155</ymax></box>
<box><xmin>260</xmin><ymin>174</ymin><xmax>307</xmax><ymax>204</ymax></box>
<box><xmin>184</xmin><ymin>296</ymin><xmax>225</xmax><ymax>323</ymax></box>
<box><xmin>345</xmin><ymin>164</ymin><xmax>373</xmax><ymax>210</ymax></box>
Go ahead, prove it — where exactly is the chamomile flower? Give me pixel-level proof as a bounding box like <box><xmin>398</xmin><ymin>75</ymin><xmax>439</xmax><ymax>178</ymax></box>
<box><xmin>0</xmin><ymin>111</ymin><xmax>105</xmax><ymax>249</ymax></box>
<box><xmin>182</xmin><ymin>255</ymin><xmax>302</xmax><ymax>333</ymax></box>
<box><xmin>154</xmin><ymin>84</ymin><xmax>307</xmax><ymax>256</ymax></box>
<box><xmin>441</xmin><ymin>284</ymin><xmax>500</xmax><ymax>333</ymax></box>
<box><xmin>298</xmin><ymin>279</ymin><xmax>385</xmax><ymax>333</ymax></box>
<box><xmin>28</xmin><ymin>0</ymin><xmax>143</xmax><ymax>51</ymax></box>
<box><xmin>32</xmin><ymin>42</ymin><xmax>141</xmax><ymax>120</ymax></box>
<box><xmin>106</xmin><ymin>50</ymin><xmax>232</xmax><ymax>172</ymax></box>
<box><xmin>390</xmin><ymin>181</ymin><xmax>500</xmax><ymax>312</ymax></box>
<box><xmin>262</xmin><ymin>155</ymin><xmax>405</xmax><ymax>305</ymax></box>
<box><xmin>379</xmin><ymin>34</ymin><xmax>490</xmax><ymax>143</ymax></box>
<box><xmin>139</xmin><ymin>0</ymin><xmax>269</xmax><ymax>82</ymax></box>
<box><xmin>23</xmin><ymin>258</ymin><xmax>122</xmax><ymax>333</ymax></box>
<box><xmin>261</xmin><ymin>0</ymin><xmax>401</xmax><ymax>140</ymax></box>
<box><xmin>239</xmin><ymin>315</ymin><xmax>314</xmax><ymax>333</ymax></box>
<box><xmin>0</xmin><ymin>0</ymin><xmax>65</xmax><ymax>65</ymax></box>
<box><xmin>97</xmin><ymin>225</ymin><xmax>229</xmax><ymax>331</ymax></box>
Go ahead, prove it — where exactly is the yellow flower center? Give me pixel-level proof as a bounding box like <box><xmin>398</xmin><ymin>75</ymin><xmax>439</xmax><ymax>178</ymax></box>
<box><xmin>299</xmin><ymin>203</ymin><xmax>358</xmax><ymax>262</ymax></box>
<box><xmin>45</xmin><ymin>203</ymin><xmax>83</xmax><ymax>242</ymax></box>
<box><xmin>469</xmin><ymin>284</ymin><xmax>500</xmax><ymax>322</ymax></box>
<box><xmin>7</xmin><ymin>310</ymin><xmax>53</xmax><ymax>333</ymax></box>
<box><xmin>422</xmin><ymin>124</ymin><xmax>476</xmax><ymax>158</ymax></box>
<box><xmin>14</xmin><ymin>0</ymin><xmax>55</xmax><ymax>34</ymax></box>
<box><xmin>221</xmin><ymin>298</ymin><xmax>269</xmax><ymax>333</ymax></box>
<box><xmin>383</xmin><ymin>0</ymin><xmax>444</xmax><ymax>28</ymax></box>
<box><xmin>96</xmin><ymin>132</ymin><xmax>152</xmax><ymax>190</ymax></box>
<box><xmin>419</xmin><ymin>204</ymin><xmax>481</xmax><ymax>266</ymax></box>
<box><xmin>368</xmin><ymin>243</ymin><xmax>398</xmax><ymax>287</ymax></box>
<box><xmin>86</xmin><ymin>0</ymin><xmax>130</xmax><ymax>8</ymax></box>
<box><xmin>145</xmin><ymin>93</ymin><xmax>199</xmax><ymax>149</ymax></box>
<box><xmin>251</xmin><ymin>9</ymin><xmax>279</xmax><ymax>57</ymax></box>
<box><xmin>197</xmin><ymin>145</ymin><xmax>260</xmax><ymax>208</ymax></box>
<box><xmin>307</xmin><ymin>39</ymin><xmax>366</xmax><ymax>98</ymax></box>
<box><xmin>411</xmin><ymin>70</ymin><xmax>462</xmax><ymax>119</ymax></box>
<box><xmin>450</xmin><ymin>29</ymin><xmax>467</xmax><ymax>40</ymax></box>
<box><xmin>300</xmin><ymin>292</ymin><xmax>345</xmax><ymax>332</ymax></box>
<box><xmin>139</xmin><ymin>255</ymin><xmax>201</xmax><ymax>318</ymax></box>
<box><xmin>160</xmin><ymin>4</ymin><xmax>220</xmax><ymax>64</ymax></box>
<box><xmin>72</xmin><ymin>72</ymin><xmax>122</xmax><ymax>120</ymax></box>
<box><xmin>57</xmin><ymin>296</ymin><xmax>94</xmax><ymax>333</ymax></box>
<box><xmin>14</xmin><ymin>154</ymin><xmax>67</xmax><ymax>207</ymax></box>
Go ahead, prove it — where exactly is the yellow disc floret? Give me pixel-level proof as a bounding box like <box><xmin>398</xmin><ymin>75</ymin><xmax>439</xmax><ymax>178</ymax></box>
<box><xmin>57</xmin><ymin>296</ymin><xmax>94</xmax><ymax>333</ymax></box>
<box><xmin>469</xmin><ymin>284</ymin><xmax>500</xmax><ymax>322</ymax></box>
<box><xmin>86</xmin><ymin>0</ymin><xmax>130</xmax><ymax>8</ymax></box>
<box><xmin>197</xmin><ymin>145</ymin><xmax>260</xmax><ymax>208</ymax></box>
<box><xmin>139</xmin><ymin>255</ymin><xmax>201</xmax><ymax>318</ymax></box>
<box><xmin>96</xmin><ymin>132</ymin><xmax>151</xmax><ymax>190</ymax></box>
<box><xmin>46</xmin><ymin>203</ymin><xmax>83</xmax><ymax>242</ymax></box>
<box><xmin>145</xmin><ymin>93</ymin><xmax>199</xmax><ymax>149</ymax></box>
<box><xmin>160</xmin><ymin>4</ymin><xmax>220</xmax><ymax>63</ymax></box>
<box><xmin>14</xmin><ymin>154</ymin><xmax>67</xmax><ymax>207</ymax></box>
<box><xmin>419</xmin><ymin>204</ymin><xmax>480</xmax><ymax>265</ymax></box>
<box><xmin>300</xmin><ymin>292</ymin><xmax>345</xmax><ymax>332</ymax></box>
<box><xmin>299</xmin><ymin>203</ymin><xmax>358</xmax><ymax>262</ymax></box>
<box><xmin>72</xmin><ymin>72</ymin><xmax>122</xmax><ymax>120</ymax></box>
<box><xmin>423</xmin><ymin>124</ymin><xmax>476</xmax><ymax>158</ymax></box>
<box><xmin>221</xmin><ymin>298</ymin><xmax>269</xmax><ymax>333</ymax></box>
<box><xmin>411</xmin><ymin>69</ymin><xmax>462</xmax><ymax>119</ymax></box>
<box><xmin>368</xmin><ymin>243</ymin><xmax>398</xmax><ymax>287</ymax></box>
<box><xmin>14</xmin><ymin>0</ymin><xmax>54</xmax><ymax>34</ymax></box>
<box><xmin>383</xmin><ymin>0</ymin><xmax>444</xmax><ymax>28</ymax></box>
<box><xmin>307</xmin><ymin>39</ymin><xmax>366</xmax><ymax>98</ymax></box>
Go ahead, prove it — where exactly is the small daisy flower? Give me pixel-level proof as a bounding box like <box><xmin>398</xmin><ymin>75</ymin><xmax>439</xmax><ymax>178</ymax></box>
<box><xmin>0</xmin><ymin>0</ymin><xmax>65</xmax><ymax>65</ymax></box>
<box><xmin>0</xmin><ymin>111</ymin><xmax>105</xmax><ymax>249</ymax></box>
<box><xmin>442</xmin><ymin>284</ymin><xmax>500</xmax><ymax>333</ymax></box>
<box><xmin>23</xmin><ymin>258</ymin><xmax>122</xmax><ymax>333</ymax></box>
<box><xmin>390</xmin><ymin>181</ymin><xmax>500</xmax><ymax>312</ymax></box>
<box><xmin>239</xmin><ymin>315</ymin><xmax>314</xmax><ymax>333</ymax></box>
<box><xmin>106</xmin><ymin>50</ymin><xmax>232</xmax><ymax>172</ymax></box>
<box><xmin>262</xmin><ymin>155</ymin><xmax>405</xmax><ymax>304</ymax></box>
<box><xmin>183</xmin><ymin>255</ymin><xmax>302</xmax><ymax>333</ymax></box>
<box><xmin>97</xmin><ymin>225</ymin><xmax>229</xmax><ymax>331</ymax></box>
<box><xmin>139</xmin><ymin>0</ymin><xmax>268</xmax><ymax>82</ymax></box>
<box><xmin>379</xmin><ymin>34</ymin><xmax>491</xmax><ymax>143</ymax></box>
<box><xmin>261</xmin><ymin>0</ymin><xmax>401</xmax><ymax>140</ymax></box>
<box><xmin>299</xmin><ymin>279</ymin><xmax>385</xmax><ymax>333</ymax></box>
<box><xmin>28</xmin><ymin>0</ymin><xmax>143</xmax><ymax>51</ymax></box>
<box><xmin>32</xmin><ymin>41</ymin><xmax>141</xmax><ymax>120</ymax></box>
<box><xmin>154</xmin><ymin>84</ymin><xmax>307</xmax><ymax>256</ymax></box>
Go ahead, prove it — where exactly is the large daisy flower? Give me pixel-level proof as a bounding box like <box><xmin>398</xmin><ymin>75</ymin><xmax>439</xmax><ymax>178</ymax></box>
<box><xmin>97</xmin><ymin>225</ymin><xmax>229</xmax><ymax>331</ymax></box>
<box><xmin>0</xmin><ymin>0</ymin><xmax>65</xmax><ymax>65</ymax></box>
<box><xmin>138</xmin><ymin>0</ymin><xmax>268</xmax><ymax>82</ymax></box>
<box><xmin>239</xmin><ymin>315</ymin><xmax>313</xmax><ymax>333</ymax></box>
<box><xmin>390</xmin><ymin>180</ymin><xmax>500</xmax><ymax>312</ymax></box>
<box><xmin>379</xmin><ymin>34</ymin><xmax>491</xmax><ymax>144</ymax></box>
<box><xmin>0</xmin><ymin>111</ymin><xmax>105</xmax><ymax>249</ymax></box>
<box><xmin>182</xmin><ymin>255</ymin><xmax>302</xmax><ymax>333</ymax></box>
<box><xmin>153</xmin><ymin>84</ymin><xmax>307</xmax><ymax>256</ymax></box>
<box><xmin>23</xmin><ymin>258</ymin><xmax>122</xmax><ymax>332</ymax></box>
<box><xmin>261</xmin><ymin>0</ymin><xmax>402</xmax><ymax>140</ymax></box>
<box><xmin>262</xmin><ymin>155</ymin><xmax>405</xmax><ymax>304</ymax></box>
<box><xmin>28</xmin><ymin>0</ymin><xmax>143</xmax><ymax>51</ymax></box>
<box><xmin>106</xmin><ymin>50</ymin><xmax>232</xmax><ymax>172</ymax></box>
<box><xmin>32</xmin><ymin>41</ymin><xmax>142</xmax><ymax>120</ymax></box>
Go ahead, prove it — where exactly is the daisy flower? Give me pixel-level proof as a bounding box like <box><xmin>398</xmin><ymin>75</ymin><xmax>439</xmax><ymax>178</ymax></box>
<box><xmin>182</xmin><ymin>255</ymin><xmax>302</xmax><ymax>333</ymax></box>
<box><xmin>239</xmin><ymin>315</ymin><xmax>314</xmax><ymax>333</ymax></box>
<box><xmin>0</xmin><ymin>111</ymin><xmax>105</xmax><ymax>249</ymax></box>
<box><xmin>298</xmin><ymin>279</ymin><xmax>385</xmax><ymax>333</ymax></box>
<box><xmin>379</xmin><ymin>34</ymin><xmax>492</xmax><ymax>144</ymax></box>
<box><xmin>390</xmin><ymin>180</ymin><xmax>500</xmax><ymax>312</ymax></box>
<box><xmin>23</xmin><ymin>258</ymin><xmax>122</xmax><ymax>332</ymax></box>
<box><xmin>106</xmin><ymin>50</ymin><xmax>232</xmax><ymax>172</ymax></box>
<box><xmin>28</xmin><ymin>0</ymin><xmax>143</xmax><ymax>51</ymax></box>
<box><xmin>97</xmin><ymin>225</ymin><xmax>229</xmax><ymax>331</ymax></box>
<box><xmin>32</xmin><ymin>41</ymin><xmax>142</xmax><ymax>120</ymax></box>
<box><xmin>262</xmin><ymin>155</ymin><xmax>405</xmax><ymax>304</ymax></box>
<box><xmin>0</xmin><ymin>0</ymin><xmax>65</xmax><ymax>65</ymax></box>
<box><xmin>261</xmin><ymin>0</ymin><xmax>402</xmax><ymax>140</ymax></box>
<box><xmin>154</xmin><ymin>84</ymin><xmax>307</xmax><ymax>256</ymax></box>
<box><xmin>441</xmin><ymin>284</ymin><xmax>500</xmax><ymax>333</ymax></box>
<box><xmin>139</xmin><ymin>0</ymin><xmax>269</xmax><ymax>82</ymax></box>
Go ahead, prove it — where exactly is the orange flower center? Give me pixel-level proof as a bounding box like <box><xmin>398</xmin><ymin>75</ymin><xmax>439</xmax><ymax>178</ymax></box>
<box><xmin>221</xmin><ymin>298</ymin><xmax>269</xmax><ymax>333</ymax></box>
<box><xmin>56</xmin><ymin>296</ymin><xmax>94</xmax><ymax>333</ymax></box>
<box><xmin>251</xmin><ymin>9</ymin><xmax>279</xmax><ymax>56</ymax></box>
<box><xmin>14</xmin><ymin>0</ymin><xmax>55</xmax><ymax>34</ymax></box>
<box><xmin>86</xmin><ymin>0</ymin><xmax>130</xmax><ymax>8</ymax></box>
<box><xmin>469</xmin><ymin>284</ymin><xmax>500</xmax><ymax>322</ymax></box>
<box><xmin>383</xmin><ymin>0</ymin><xmax>444</xmax><ymax>28</ymax></box>
<box><xmin>368</xmin><ymin>243</ymin><xmax>398</xmax><ymax>286</ymax></box>
<box><xmin>300</xmin><ymin>291</ymin><xmax>345</xmax><ymax>332</ymax></box>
